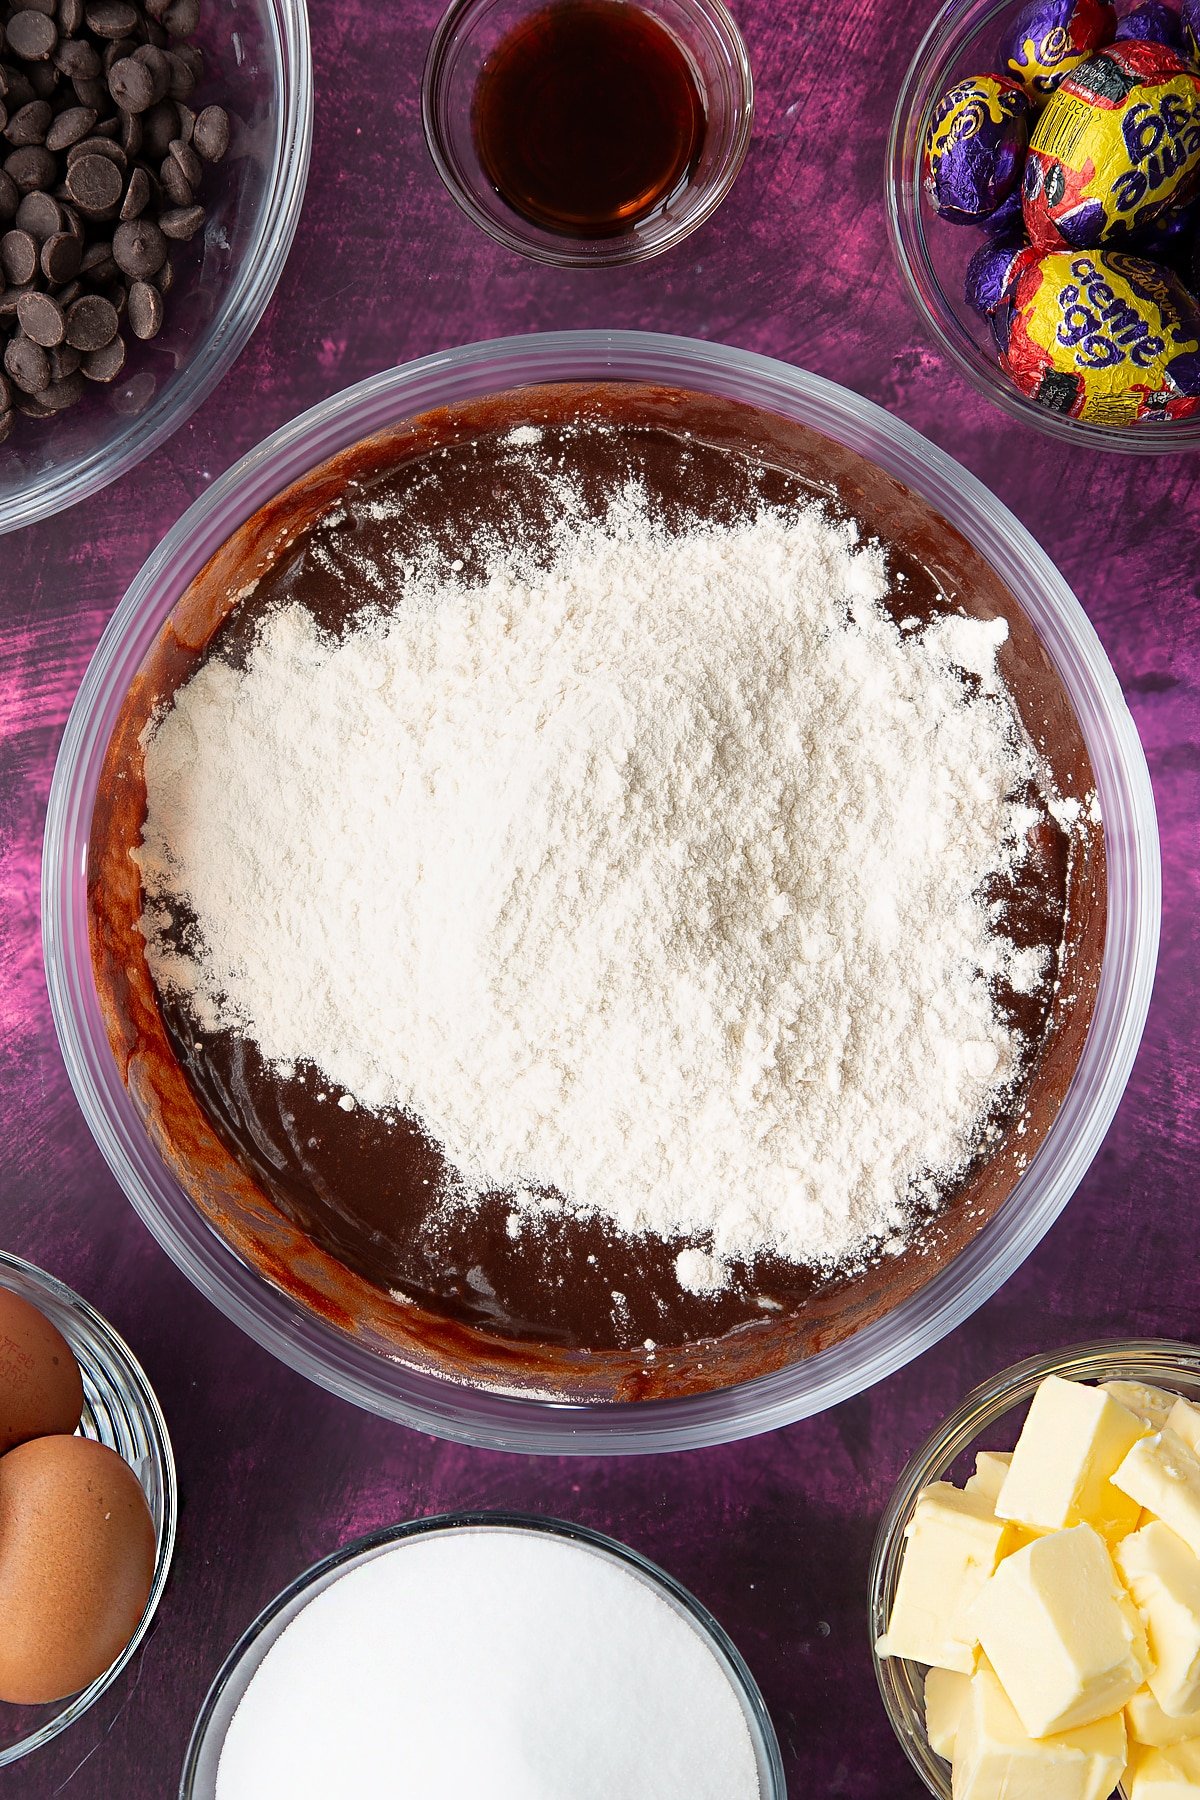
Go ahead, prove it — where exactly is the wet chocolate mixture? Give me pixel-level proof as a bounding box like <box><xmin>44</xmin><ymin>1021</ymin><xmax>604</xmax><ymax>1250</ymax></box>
<box><xmin>144</xmin><ymin>399</ymin><xmax>1075</xmax><ymax>1355</ymax></box>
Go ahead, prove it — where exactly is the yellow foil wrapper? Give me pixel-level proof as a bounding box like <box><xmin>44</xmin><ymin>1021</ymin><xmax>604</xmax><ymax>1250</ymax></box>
<box><xmin>1005</xmin><ymin>249</ymin><xmax>1200</xmax><ymax>422</ymax></box>
<box><xmin>1025</xmin><ymin>39</ymin><xmax>1200</xmax><ymax>245</ymax></box>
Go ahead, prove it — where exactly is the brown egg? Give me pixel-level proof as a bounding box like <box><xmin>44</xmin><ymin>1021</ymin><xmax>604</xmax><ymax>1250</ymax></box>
<box><xmin>0</xmin><ymin>1288</ymin><xmax>84</xmax><ymax>1455</ymax></box>
<box><xmin>0</xmin><ymin>1434</ymin><xmax>156</xmax><ymax>1704</ymax></box>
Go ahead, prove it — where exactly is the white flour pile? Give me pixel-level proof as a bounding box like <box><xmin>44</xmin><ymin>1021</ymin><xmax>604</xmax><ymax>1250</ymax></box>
<box><xmin>214</xmin><ymin>1529</ymin><xmax>761</xmax><ymax>1800</ymax></box>
<box><xmin>135</xmin><ymin>485</ymin><xmax>1051</xmax><ymax>1286</ymax></box>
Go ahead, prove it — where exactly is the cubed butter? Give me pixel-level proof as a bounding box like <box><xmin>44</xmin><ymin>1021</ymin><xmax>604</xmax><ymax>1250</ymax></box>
<box><xmin>1128</xmin><ymin>1739</ymin><xmax>1200</xmax><ymax>1798</ymax></box>
<box><xmin>966</xmin><ymin>1452</ymin><xmax>1014</xmax><ymax>1507</ymax></box>
<box><xmin>953</xmin><ymin>1661</ymin><xmax>1126</xmax><ymax>1800</ymax></box>
<box><xmin>925</xmin><ymin>1666</ymin><xmax>970</xmax><ymax>1760</ymax></box>
<box><xmin>996</xmin><ymin>1376</ymin><xmax>1146</xmax><ymax>1538</ymax></box>
<box><xmin>876</xmin><ymin>1483</ymin><xmax>1013</xmax><ymax>1674</ymax></box>
<box><xmin>1116</xmin><ymin>1523</ymin><xmax>1200</xmax><ymax>1719</ymax></box>
<box><xmin>1114</xmin><ymin>1433</ymin><xmax>1200</xmax><ymax>1561</ymax></box>
<box><xmin>1128</xmin><ymin>1688</ymin><xmax>1200</xmax><ymax>1750</ymax></box>
<box><xmin>1167</xmin><ymin>1401</ymin><xmax>1200</xmax><ymax>1459</ymax></box>
<box><xmin>1104</xmin><ymin>1383</ymin><xmax>1179</xmax><ymax>1433</ymax></box>
<box><xmin>971</xmin><ymin>1524</ymin><xmax>1148</xmax><ymax>1736</ymax></box>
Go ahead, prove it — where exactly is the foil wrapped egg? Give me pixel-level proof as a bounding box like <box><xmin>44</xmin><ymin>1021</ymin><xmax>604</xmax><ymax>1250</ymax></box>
<box><xmin>1023</xmin><ymin>38</ymin><xmax>1200</xmax><ymax>247</ymax></box>
<box><xmin>1003</xmin><ymin>245</ymin><xmax>1200</xmax><ymax>421</ymax></box>
<box><xmin>1001</xmin><ymin>0</ymin><xmax>1117</xmax><ymax>96</ymax></box>
<box><xmin>924</xmin><ymin>74</ymin><xmax>1033</xmax><ymax>224</ymax></box>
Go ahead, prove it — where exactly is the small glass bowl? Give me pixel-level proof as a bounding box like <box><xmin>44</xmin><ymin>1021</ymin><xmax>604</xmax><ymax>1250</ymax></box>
<box><xmin>886</xmin><ymin>0</ymin><xmax>1200</xmax><ymax>453</ymax></box>
<box><xmin>422</xmin><ymin>0</ymin><xmax>754</xmax><ymax>265</ymax></box>
<box><xmin>0</xmin><ymin>0</ymin><xmax>312</xmax><ymax>535</ymax></box>
<box><xmin>0</xmin><ymin>1248</ymin><xmax>177</xmax><ymax>1770</ymax></box>
<box><xmin>180</xmin><ymin>1511</ymin><xmax>785</xmax><ymax>1798</ymax></box>
<box><xmin>868</xmin><ymin>1339</ymin><xmax>1200</xmax><ymax>1797</ymax></box>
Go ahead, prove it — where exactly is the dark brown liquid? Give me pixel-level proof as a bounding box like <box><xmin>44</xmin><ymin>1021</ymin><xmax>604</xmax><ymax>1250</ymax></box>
<box><xmin>472</xmin><ymin>0</ymin><xmax>706</xmax><ymax>237</ymax></box>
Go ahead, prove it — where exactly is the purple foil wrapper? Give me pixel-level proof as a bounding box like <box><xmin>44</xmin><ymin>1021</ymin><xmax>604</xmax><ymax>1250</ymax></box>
<box><xmin>1115</xmin><ymin>1</ymin><xmax>1185</xmax><ymax>50</ymax></box>
<box><xmin>1001</xmin><ymin>0</ymin><xmax>1117</xmax><ymax>94</ymax></box>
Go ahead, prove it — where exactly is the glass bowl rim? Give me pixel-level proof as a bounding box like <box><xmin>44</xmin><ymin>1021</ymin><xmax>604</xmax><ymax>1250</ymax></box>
<box><xmin>0</xmin><ymin>0</ymin><xmax>314</xmax><ymax>536</ymax></box>
<box><xmin>178</xmin><ymin>1507</ymin><xmax>786</xmax><ymax>1800</ymax></box>
<box><xmin>420</xmin><ymin>0</ymin><xmax>755</xmax><ymax>267</ymax></box>
<box><xmin>42</xmin><ymin>327</ymin><xmax>1160</xmax><ymax>1455</ymax></box>
<box><xmin>867</xmin><ymin>1337</ymin><xmax>1200</xmax><ymax>1798</ymax></box>
<box><xmin>0</xmin><ymin>1246</ymin><xmax>178</xmax><ymax>1769</ymax></box>
<box><xmin>885</xmin><ymin>0</ymin><xmax>1200</xmax><ymax>455</ymax></box>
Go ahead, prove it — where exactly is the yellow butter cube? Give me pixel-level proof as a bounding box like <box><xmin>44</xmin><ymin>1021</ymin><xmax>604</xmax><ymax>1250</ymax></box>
<box><xmin>1128</xmin><ymin>1739</ymin><xmax>1200</xmax><ymax>1797</ymax></box>
<box><xmin>966</xmin><ymin>1452</ymin><xmax>1014</xmax><ymax>1508</ymax></box>
<box><xmin>1103</xmin><ymin>1383</ymin><xmax>1179</xmax><ymax>1433</ymax></box>
<box><xmin>1117</xmin><ymin>1524</ymin><xmax>1200</xmax><ymax>1719</ymax></box>
<box><xmin>996</xmin><ymin>1377</ymin><xmax>1146</xmax><ymax>1538</ymax></box>
<box><xmin>1114</xmin><ymin>1434</ymin><xmax>1200</xmax><ymax>1561</ymax></box>
<box><xmin>925</xmin><ymin>1666</ymin><xmax>970</xmax><ymax>1760</ymax></box>
<box><xmin>953</xmin><ymin>1662</ymin><xmax>1126</xmax><ymax>1800</ymax></box>
<box><xmin>971</xmin><ymin>1524</ymin><xmax>1148</xmax><ymax>1736</ymax></box>
<box><xmin>876</xmin><ymin>1483</ymin><xmax>1013</xmax><ymax>1674</ymax></box>
<box><xmin>1128</xmin><ymin>1689</ymin><xmax>1200</xmax><ymax>1750</ymax></box>
<box><xmin>1167</xmin><ymin>1401</ymin><xmax>1200</xmax><ymax>1459</ymax></box>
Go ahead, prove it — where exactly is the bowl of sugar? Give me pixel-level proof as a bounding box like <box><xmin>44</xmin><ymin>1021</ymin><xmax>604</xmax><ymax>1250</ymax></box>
<box><xmin>180</xmin><ymin>1512</ymin><xmax>785</xmax><ymax>1799</ymax></box>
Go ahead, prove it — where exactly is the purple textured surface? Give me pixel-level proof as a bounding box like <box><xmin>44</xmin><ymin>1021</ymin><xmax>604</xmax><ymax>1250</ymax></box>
<box><xmin>1</xmin><ymin>2</ymin><xmax>1198</xmax><ymax>1794</ymax></box>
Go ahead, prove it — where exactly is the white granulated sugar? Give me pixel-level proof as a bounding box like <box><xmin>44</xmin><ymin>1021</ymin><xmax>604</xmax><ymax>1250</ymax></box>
<box><xmin>214</xmin><ymin>1530</ymin><xmax>761</xmax><ymax>1800</ymax></box>
<box><xmin>136</xmin><ymin>486</ymin><xmax>1055</xmax><ymax>1280</ymax></box>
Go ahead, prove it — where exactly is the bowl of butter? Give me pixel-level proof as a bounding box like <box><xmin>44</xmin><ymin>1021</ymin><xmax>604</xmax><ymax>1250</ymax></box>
<box><xmin>870</xmin><ymin>1341</ymin><xmax>1200</xmax><ymax>1799</ymax></box>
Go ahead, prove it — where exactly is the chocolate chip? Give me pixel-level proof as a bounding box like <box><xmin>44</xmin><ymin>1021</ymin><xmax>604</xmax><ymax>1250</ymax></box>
<box><xmin>158</xmin><ymin>147</ymin><xmax>189</xmax><ymax>204</ymax></box>
<box><xmin>84</xmin><ymin>1</ymin><xmax>139</xmax><ymax>38</ymax></box>
<box><xmin>191</xmin><ymin>101</ymin><xmax>227</xmax><ymax>162</ymax></box>
<box><xmin>65</xmin><ymin>148</ymin><xmax>122</xmax><ymax>211</ymax></box>
<box><xmin>157</xmin><ymin>200</ymin><xmax>199</xmax><ymax>239</ymax></box>
<box><xmin>48</xmin><ymin>339</ymin><xmax>80</xmax><ymax>377</ymax></box>
<box><xmin>162</xmin><ymin>0</ymin><xmax>198</xmax><ymax>38</ymax></box>
<box><xmin>52</xmin><ymin>277</ymin><xmax>80</xmax><ymax>306</ymax></box>
<box><xmin>5</xmin><ymin>100</ymin><xmax>53</xmax><ymax>145</ymax></box>
<box><xmin>153</xmin><ymin>249</ymin><xmax>171</xmax><ymax>289</ymax></box>
<box><xmin>78</xmin><ymin>236</ymin><xmax>116</xmax><ymax>279</ymax></box>
<box><xmin>173</xmin><ymin>99</ymin><xmax>193</xmax><ymax>142</ymax></box>
<box><xmin>0</xmin><ymin>371</ymin><xmax>11</xmax><ymax>408</ymax></box>
<box><xmin>81</xmin><ymin>328</ymin><xmax>122</xmax><ymax>378</ymax></box>
<box><xmin>64</xmin><ymin>288</ymin><xmax>116</xmax><ymax>346</ymax></box>
<box><xmin>118</xmin><ymin>107</ymin><xmax>142</xmax><ymax>154</ymax></box>
<box><xmin>5</xmin><ymin>144</ymin><xmax>57</xmax><ymax>189</ymax></box>
<box><xmin>15</xmin><ymin>188</ymin><xmax>62</xmax><ymax>237</ymax></box>
<box><xmin>45</xmin><ymin>103</ymin><xmax>97</xmax><ymax>149</ymax></box>
<box><xmin>0</xmin><ymin>227</ymin><xmax>38</xmax><ymax>284</ymax></box>
<box><xmin>164</xmin><ymin>41</ymin><xmax>199</xmax><ymax>95</ymax></box>
<box><xmin>118</xmin><ymin>160</ymin><xmax>147</xmax><ymax>217</ymax></box>
<box><xmin>2</xmin><ymin>72</ymin><xmax>36</xmax><ymax>111</ymax></box>
<box><xmin>55</xmin><ymin>35</ymin><xmax>101</xmax><ymax>78</ymax></box>
<box><xmin>6</xmin><ymin>9</ymin><xmax>59</xmax><ymax>59</ymax></box>
<box><xmin>40</xmin><ymin>227</ymin><xmax>79</xmax><ymax>281</ymax></box>
<box><xmin>0</xmin><ymin>410</ymin><xmax>14</xmax><ymax>444</ymax></box>
<box><xmin>139</xmin><ymin>95</ymin><xmax>175</xmax><ymax>155</ymax></box>
<box><xmin>36</xmin><ymin>366</ymin><xmax>83</xmax><ymax>408</ymax></box>
<box><xmin>132</xmin><ymin>42</ymin><xmax>170</xmax><ymax>98</ymax></box>
<box><xmin>112</xmin><ymin>210</ymin><xmax>163</xmax><ymax>270</ymax></box>
<box><xmin>4</xmin><ymin>329</ymin><xmax>50</xmax><ymax>391</ymax></box>
<box><xmin>17</xmin><ymin>287</ymin><xmax>64</xmax><ymax>344</ymax></box>
<box><xmin>27</xmin><ymin>61</ymin><xmax>60</xmax><ymax>99</ymax></box>
<box><xmin>166</xmin><ymin>133</ymin><xmax>198</xmax><ymax>184</ymax></box>
<box><xmin>0</xmin><ymin>171</ymin><xmax>18</xmax><ymax>219</ymax></box>
<box><xmin>71</xmin><ymin>73</ymin><xmax>108</xmax><ymax>110</ymax></box>
<box><xmin>59</xmin><ymin>0</ymin><xmax>86</xmax><ymax>33</ymax></box>
<box><xmin>67</xmin><ymin>133</ymin><xmax>125</xmax><ymax>167</ymax></box>
<box><xmin>107</xmin><ymin>54</ymin><xmax>155</xmax><ymax>112</ymax></box>
<box><xmin>124</xmin><ymin>273</ymin><xmax>158</xmax><ymax>337</ymax></box>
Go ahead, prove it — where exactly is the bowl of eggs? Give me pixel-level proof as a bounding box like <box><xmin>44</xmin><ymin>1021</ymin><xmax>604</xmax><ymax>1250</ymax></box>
<box><xmin>0</xmin><ymin>1248</ymin><xmax>175</xmax><ymax>1769</ymax></box>
<box><xmin>887</xmin><ymin>0</ymin><xmax>1200</xmax><ymax>450</ymax></box>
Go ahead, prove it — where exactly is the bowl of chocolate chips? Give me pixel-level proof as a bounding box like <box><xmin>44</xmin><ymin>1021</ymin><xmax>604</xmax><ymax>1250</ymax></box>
<box><xmin>0</xmin><ymin>0</ymin><xmax>311</xmax><ymax>532</ymax></box>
